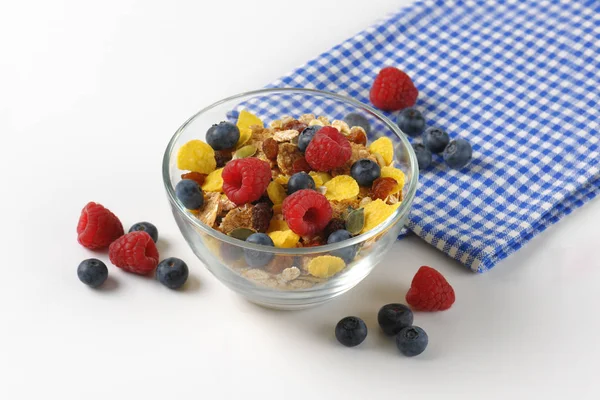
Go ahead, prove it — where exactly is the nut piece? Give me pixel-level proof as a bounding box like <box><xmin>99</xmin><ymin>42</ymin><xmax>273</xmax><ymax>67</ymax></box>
<box><xmin>359</xmin><ymin>196</ymin><xmax>373</xmax><ymax>207</ymax></box>
<box><xmin>281</xmin><ymin>116</ymin><xmax>294</xmax><ymax>125</ymax></box>
<box><xmin>277</xmin><ymin>143</ymin><xmax>304</xmax><ymax>175</ymax></box>
<box><xmin>280</xmin><ymin>267</ymin><xmax>301</xmax><ymax>282</ymax></box>
<box><xmin>317</xmin><ymin>116</ymin><xmax>330</xmax><ymax>125</ymax></box>
<box><xmin>332</xmin><ymin>120</ymin><xmax>351</xmax><ymax>134</ymax></box>
<box><xmin>299</xmin><ymin>114</ymin><xmax>315</xmax><ymax>124</ymax></box>
<box><xmin>270</xmin><ymin>119</ymin><xmax>283</xmax><ymax>129</ymax></box>
<box><xmin>273</xmin><ymin>129</ymin><xmax>300</xmax><ymax>142</ymax></box>
<box><xmin>308</xmin><ymin>119</ymin><xmax>324</xmax><ymax>127</ymax></box>
<box><xmin>196</xmin><ymin>192</ymin><xmax>222</xmax><ymax>227</ymax></box>
<box><xmin>219</xmin><ymin>204</ymin><xmax>254</xmax><ymax>234</ymax></box>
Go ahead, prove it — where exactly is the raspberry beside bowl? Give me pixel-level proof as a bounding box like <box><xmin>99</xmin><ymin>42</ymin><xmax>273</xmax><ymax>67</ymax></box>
<box><xmin>162</xmin><ymin>88</ymin><xmax>419</xmax><ymax>310</ymax></box>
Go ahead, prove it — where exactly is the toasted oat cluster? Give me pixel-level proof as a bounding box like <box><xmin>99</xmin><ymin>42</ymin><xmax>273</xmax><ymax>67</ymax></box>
<box><xmin>175</xmin><ymin>110</ymin><xmax>405</xmax><ymax>287</ymax></box>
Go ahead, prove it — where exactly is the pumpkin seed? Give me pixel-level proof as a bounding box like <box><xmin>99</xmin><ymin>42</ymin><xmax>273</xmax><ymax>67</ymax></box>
<box><xmin>228</xmin><ymin>227</ymin><xmax>256</xmax><ymax>241</ymax></box>
<box><xmin>345</xmin><ymin>208</ymin><xmax>365</xmax><ymax>235</ymax></box>
<box><xmin>234</xmin><ymin>145</ymin><xmax>257</xmax><ymax>159</ymax></box>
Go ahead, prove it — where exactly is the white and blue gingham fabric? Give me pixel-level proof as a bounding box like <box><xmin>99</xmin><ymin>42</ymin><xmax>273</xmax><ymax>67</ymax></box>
<box><xmin>236</xmin><ymin>0</ymin><xmax>600</xmax><ymax>272</ymax></box>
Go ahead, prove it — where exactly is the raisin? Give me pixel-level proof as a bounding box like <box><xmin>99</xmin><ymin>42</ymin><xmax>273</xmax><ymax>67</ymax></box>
<box><xmin>262</xmin><ymin>137</ymin><xmax>279</xmax><ymax>160</ymax></box>
<box><xmin>346</xmin><ymin>129</ymin><xmax>367</xmax><ymax>146</ymax></box>
<box><xmin>282</xmin><ymin>119</ymin><xmax>307</xmax><ymax>133</ymax></box>
<box><xmin>252</xmin><ymin>202</ymin><xmax>273</xmax><ymax>233</ymax></box>
<box><xmin>214</xmin><ymin>150</ymin><xmax>233</xmax><ymax>168</ymax></box>
<box><xmin>324</xmin><ymin>218</ymin><xmax>346</xmax><ymax>238</ymax></box>
<box><xmin>371</xmin><ymin>177</ymin><xmax>397</xmax><ymax>200</ymax></box>
<box><xmin>181</xmin><ymin>172</ymin><xmax>207</xmax><ymax>186</ymax></box>
<box><xmin>292</xmin><ymin>157</ymin><xmax>312</xmax><ymax>174</ymax></box>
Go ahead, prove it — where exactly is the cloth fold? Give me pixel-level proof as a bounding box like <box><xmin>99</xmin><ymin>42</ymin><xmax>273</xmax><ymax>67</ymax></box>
<box><xmin>259</xmin><ymin>0</ymin><xmax>599</xmax><ymax>272</ymax></box>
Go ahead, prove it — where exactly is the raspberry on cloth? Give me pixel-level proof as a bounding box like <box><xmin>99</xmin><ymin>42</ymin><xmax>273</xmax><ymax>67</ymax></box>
<box><xmin>234</xmin><ymin>0</ymin><xmax>600</xmax><ymax>272</ymax></box>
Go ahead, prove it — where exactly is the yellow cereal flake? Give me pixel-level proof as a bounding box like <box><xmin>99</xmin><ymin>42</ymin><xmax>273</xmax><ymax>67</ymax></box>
<box><xmin>307</xmin><ymin>255</ymin><xmax>346</xmax><ymax>278</ymax></box>
<box><xmin>324</xmin><ymin>175</ymin><xmax>359</xmax><ymax>201</ymax></box>
<box><xmin>361</xmin><ymin>199</ymin><xmax>400</xmax><ymax>234</ymax></box>
<box><xmin>274</xmin><ymin>174</ymin><xmax>290</xmax><ymax>185</ymax></box>
<box><xmin>268</xmin><ymin>230</ymin><xmax>300</xmax><ymax>248</ymax></box>
<box><xmin>236</xmin><ymin>110</ymin><xmax>263</xmax><ymax>148</ymax></box>
<box><xmin>309</xmin><ymin>171</ymin><xmax>332</xmax><ymax>187</ymax></box>
<box><xmin>369</xmin><ymin>137</ymin><xmax>394</xmax><ymax>165</ymax></box>
<box><xmin>267</xmin><ymin>219</ymin><xmax>290</xmax><ymax>233</ymax></box>
<box><xmin>380</xmin><ymin>166</ymin><xmax>406</xmax><ymax>194</ymax></box>
<box><xmin>201</xmin><ymin>168</ymin><xmax>224</xmax><ymax>192</ymax></box>
<box><xmin>177</xmin><ymin>140</ymin><xmax>216</xmax><ymax>174</ymax></box>
<box><xmin>267</xmin><ymin>181</ymin><xmax>287</xmax><ymax>205</ymax></box>
<box><xmin>272</xmin><ymin>204</ymin><xmax>282</xmax><ymax>215</ymax></box>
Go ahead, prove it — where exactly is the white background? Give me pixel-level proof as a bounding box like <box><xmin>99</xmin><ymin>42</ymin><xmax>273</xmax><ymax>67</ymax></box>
<box><xmin>2</xmin><ymin>0</ymin><xmax>599</xmax><ymax>398</ymax></box>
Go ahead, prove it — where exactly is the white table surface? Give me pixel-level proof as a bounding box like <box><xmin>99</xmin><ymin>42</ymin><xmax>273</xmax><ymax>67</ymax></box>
<box><xmin>2</xmin><ymin>0</ymin><xmax>599</xmax><ymax>398</ymax></box>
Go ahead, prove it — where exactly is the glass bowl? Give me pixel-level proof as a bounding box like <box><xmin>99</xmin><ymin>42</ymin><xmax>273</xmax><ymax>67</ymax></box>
<box><xmin>162</xmin><ymin>88</ymin><xmax>419</xmax><ymax>310</ymax></box>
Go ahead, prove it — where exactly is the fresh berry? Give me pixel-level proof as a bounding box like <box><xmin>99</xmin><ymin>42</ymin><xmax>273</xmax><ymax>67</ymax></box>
<box><xmin>251</xmin><ymin>203</ymin><xmax>273</xmax><ymax>233</ymax></box>
<box><xmin>176</xmin><ymin>179</ymin><xmax>205</xmax><ymax>210</ymax></box>
<box><xmin>77</xmin><ymin>258</ymin><xmax>108</xmax><ymax>288</ymax></box>
<box><xmin>412</xmin><ymin>144</ymin><xmax>432</xmax><ymax>170</ymax></box>
<box><xmin>351</xmin><ymin>159</ymin><xmax>381</xmax><ymax>186</ymax></box>
<box><xmin>77</xmin><ymin>202</ymin><xmax>124</xmax><ymax>250</ymax></box>
<box><xmin>305</xmin><ymin>127</ymin><xmax>352</xmax><ymax>171</ymax></box>
<box><xmin>292</xmin><ymin>157</ymin><xmax>312</xmax><ymax>174</ymax></box>
<box><xmin>324</xmin><ymin>218</ymin><xmax>346</xmax><ymax>238</ymax></box>
<box><xmin>129</xmin><ymin>222</ymin><xmax>158</xmax><ymax>243</ymax></box>
<box><xmin>335</xmin><ymin>316</ymin><xmax>368</xmax><ymax>347</ymax></box>
<box><xmin>377</xmin><ymin>303</ymin><xmax>414</xmax><ymax>336</ymax></box>
<box><xmin>222</xmin><ymin>158</ymin><xmax>271</xmax><ymax>205</ymax></box>
<box><xmin>423</xmin><ymin>127</ymin><xmax>449</xmax><ymax>154</ymax></box>
<box><xmin>214</xmin><ymin>149</ymin><xmax>233</xmax><ymax>168</ymax></box>
<box><xmin>244</xmin><ymin>233</ymin><xmax>275</xmax><ymax>267</ymax></box>
<box><xmin>206</xmin><ymin>121</ymin><xmax>240</xmax><ymax>150</ymax></box>
<box><xmin>181</xmin><ymin>172</ymin><xmax>207</xmax><ymax>186</ymax></box>
<box><xmin>287</xmin><ymin>172</ymin><xmax>316</xmax><ymax>195</ymax></box>
<box><xmin>109</xmin><ymin>231</ymin><xmax>160</xmax><ymax>275</ymax></box>
<box><xmin>262</xmin><ymin>137</ymin><xmax>279</xmax><ymax>160</ymax></box>
<box><xmin>297</xmin><ymin>125</ymin><xmax>322</xmax><ymax>152</ymax></box>
<box><xmin>327</xmin><ymin>229</ymin><xmax>357</xmax><ymax>263</ymax></box>
<box><xmin>156</xmin><ymin>257</ymin><xmax>189</xmax><ymax>289</ymax></box>
<box><xmin>396</xmin><ymin>108</ymin><xmax>425</xmax><ymax>137</ymax></box>
<box><xmin>443</xmin><ymin>138</ymin><xmax>472</xmax><ymax>169</ymax></box>
<box><xmin>370</xmin><ymin>67</ymin><xmax>418</xmax><ymax>111</ymax></box>
<box><xmin>406</xmin><ymin>266</ymin><xmax>455</xmax><ymax>311</ymax></box>
<box><xmin>371</xmin><ymin>177</ymin><xmax>397</xmax><ymax>200</ymax></box>
<box><xmin>344</xmin><ymin>112</ymin><xmax>371</xmax><ymax>135</ymax></box>
<box><xmin>282</xmin><ymin>190</ymin><xmax>332</xmax><ymax>236</ymax></box>
<box><xmin>282</xmin><ymin>119</ymin><xmax>307</xmax><ymax>133</ymax></box>
<box><xmin>396</xmin><ymin>326</ymin><xmax>428</xmax><ymax>357</ymax></box>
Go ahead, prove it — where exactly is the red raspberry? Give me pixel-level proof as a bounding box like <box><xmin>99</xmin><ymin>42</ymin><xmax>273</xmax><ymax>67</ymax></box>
<box><xmin>282</xmin><ymin>189</ymin><xmax>332</xmax><ymax>236</ymax></box>
<box><xmin>109</xmin><ymin>231</ymin><xmax>159</xmax><ymax>275</ymax></box>
<box><xmin>406</xmin><ymin>266</ymin><xmax>455</xmax><ymax>311</ymax></box>
<box><xmin>77</xmin><ymin>202</ymin><xmax>124</xmax><ymax>250</ymax></box>
<box><xmin>370</xmin><ymin>67</ymin><xmax>418</xmax><ymax>111</ymax></box>
<box><xmin>305</xmin><ymin>127</ymin><xmax>352</xmax><ymax>171</ymax></box>
<box><xmin>222</xmin><ymin>158</ymin><xmax>271</xmax><ymax>205</ymax></box>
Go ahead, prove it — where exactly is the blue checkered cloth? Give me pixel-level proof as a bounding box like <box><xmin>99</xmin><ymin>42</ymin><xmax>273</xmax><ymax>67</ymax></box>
<box><xmin>236</xmin><ymin>0</ymin><xmax>600</xmax><ymax>272</ymax></box>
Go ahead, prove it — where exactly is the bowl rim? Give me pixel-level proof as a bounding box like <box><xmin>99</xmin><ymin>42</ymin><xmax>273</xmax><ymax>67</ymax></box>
<box><xmin>162</xmin><ymin>87</ymin><xmax>419</xmax><ymax>254</ymax></box>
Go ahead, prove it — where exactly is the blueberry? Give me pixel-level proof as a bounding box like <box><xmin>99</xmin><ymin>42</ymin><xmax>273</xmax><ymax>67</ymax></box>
<box><xmin>397</xmin><ymin>108</ymin><xmax>425</xmax><ymax>137</ymax></box>
<box><xmin>287</xmin><ymin>172</ymin><xmax>315</xmax><ymax>195</ymax></box>
<box><xmin>395</xmin><ymin>326</ymin><xmax>428</xmax><ymax>357</ymax></box>
<box><xmin>129</xmin><ymin>222</ymin><xmax>158</xmax><ymax>243</ymax></box>
<box><xmin>412</xmin><ymin>143</ymin><xmax>432</xmax><ymax>170</ymax></box>
<box><xmin>327</xmin><ymin>229</ymin><xmax>357</xmax><ymax>263</ymax></box>
<box><xmin>244</xmin><ymin>233</ymin><xmax>275</xmax><ymax>267</ymax></box>
<box><xmin>206</xmin><ymin>121</ymin><xmax>240</xmax><ymax>150</ymax></box>
<box><xmin>344</xmin><ymin>112</ymin><xmax>371</xmax><ymax>135</ymax></box>
<box><xmin>335</xmin><ymin>316</ymin><xmax>368</xmax><ymax>347</ymax></box>
<box><xmin>350</xmin><ymin>158</ymin><xmax>381</xmax><ymax>186</ymax></box>
<box><xmin>443</xmin><ymin>138</ymin><xmax>472</xmax><ymax>169</ymax></box>
<box><xmin>297</xmin><ymin>125</ymin><xmax>322</xmax><ymax>152</ymax></box>
<box><xmin>377</xmin><ymin>304</ymin><xmax>414</xmax><ymax>336</ymax></box>
<box><xmin>156</xmin><ymin>257</ymin><xmax>189</xmax><ymax>289</ymax></box>
<box><xmin>176</xmin><ymin>179</ymin><xmax>204</xmax><ymax>210</ymax></box>
<box><xmin>77</xmin><ymin>258</ymin><xmax>108</xmax><ymax>288</ymax></box>
<box><xmin>422</xmin><ymin>127</ymin><xmax>450</xmax><ymax>154</ymax></box>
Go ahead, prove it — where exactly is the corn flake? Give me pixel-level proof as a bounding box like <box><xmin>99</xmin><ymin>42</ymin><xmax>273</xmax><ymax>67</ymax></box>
<box><xmin>309</xmin><ymin>171</ymin><xmax>332</xmax><ymax>187</ymax></box>
<box><xmin>380</xmin><ymin>166</ymin><xmax>405</xmax><ymax>194</ymax></box>
<box><xmin>307</xmin><ymin>255</ymin><xmax>346</xmax><ymax>278</ymax></box>
<box><xmin>267</xmin><ymin>219</ymin><xmax>290</xmax><ymax>233</ymax></box>
<box><xmin>324</xmin><ymin>175</ymin><xmax>359</xmax><ymax>201</ymax></box>
<box><xmin>369</xmin><ymin>137</ymin><xmax>394</xmax><ymax>165</ymax></box>
<box><xmin>236</xmin><ymin>110</ymin><xmax>263</xmax><ymax>148</ymax></box>
<box><xmin>267</xmin><ymin>181</ymin><xmax>287</xmax><ymax>205</ymax></box>
<box><xmin>275</xmin><ymin>174</ymin><xmax>290</xmax><ymax>185</ymax></box>
<box><xmin>177</xmin><ymin>140</ymin><xmax>216</xmax><ymax>174</ymax></box>
<box><xmin>361</xmin><ymin>199</ymin><xmax>400</xmax><ymax>234</ymax></box>
<box><xmin>268</xmin><ymin>230</ymin><xmax>300</xmax><ymax>248</ymax></box>
<box><xmin>202</xmin><ymin>168</ymin><xmax>224</xmax><ymax>192</ymax></box>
